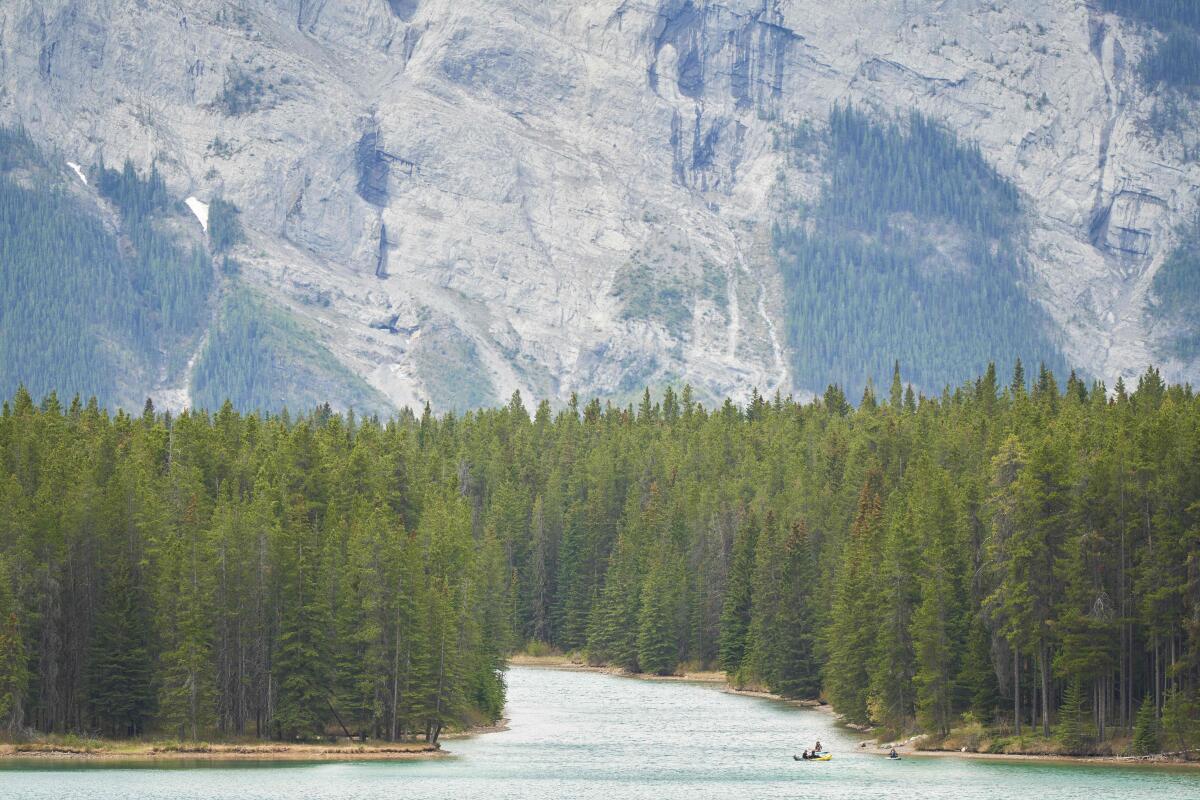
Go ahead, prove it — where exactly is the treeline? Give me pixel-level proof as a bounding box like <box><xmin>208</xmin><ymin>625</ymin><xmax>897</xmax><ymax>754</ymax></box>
<box><xmin>0</xmin><ymin>390</ymin><xmax>508</xmax><ymax>742</ymax></box>
<box><xmin>2</xmin><ymin>364</ymin><xmax>1199</xmax><ymax>752</ymax></box>
<box><xmin>776</xmin><ymin>106</ymin><xmax>1067</xmax><ymax>398</ymax></box>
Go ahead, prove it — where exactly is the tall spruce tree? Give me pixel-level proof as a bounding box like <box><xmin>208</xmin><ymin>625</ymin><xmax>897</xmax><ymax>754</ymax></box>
<box><xmin>824</xmin><ymin>471</ymin><xmax>884</xmax><ymax>724</ymax></box>
<box><xmin>87</xmin><ymin>563</ymin><xmax>155</xmax><ymax>737</ymax></box>
<box><xmin>770</xmin><ymin>522</ymin><xmax>820</xmax><ymax>698</ymax></box>
<box><xmin>1133</xmin><ymin>694</ymin><xmax>1161</xmax><ymax>756</ymax></box>
<box><xmin>0</xmin><ymin>556</ymin><xmax>26</xmax><ymax>732</ymax></box>
<box><xmin>718</xmin><ymin>512</ymin><xmax>759</xmax><ymax>677</ymax></box>
<box><xmin>636</xmin><ymin>537</ymin><xmax>686</xmax><ymax>676</ymax></box>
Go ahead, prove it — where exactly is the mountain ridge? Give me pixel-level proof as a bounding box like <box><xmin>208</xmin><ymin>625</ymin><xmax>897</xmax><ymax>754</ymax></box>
<box><xmin>2</xmin><ymin>0</ymin><xmax>1198</xmax><ymax>410</ymax></box>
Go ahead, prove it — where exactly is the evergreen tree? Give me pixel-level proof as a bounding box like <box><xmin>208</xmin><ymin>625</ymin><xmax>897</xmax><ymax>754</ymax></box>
<box><xmin>1133</xmin><ymin>694</ymin><xmax>1161</xmax><ymax>756</ymax></box>
<box><xmin>1055</xmin><ymin>677</ymin><xmax>1088</xmax><ymax>753</ymax></box>
<box><xmin>636</xmin><ymin>539</ymin><xmax>686</xmax><ymax>676</ymax></box>
<box><xmin>1161</xmin><ymin>688</ymin><xmax>1199</xmax><ymax>754</ymax></box>
<box><xmin>770</xmin><ymin>522</ymin><xmax>820</xmax><ymax>698</ymax></box>
<box><xmin>87</xmin><ymin>563</ymin><xmax>156</xmax><ymax>737</ymax></box>
<box><xmin>911</xmin><ymin>465</ymin><xmax>964</xmax><ymax>736</ymax></box>
<box><xmin>868</xmin><ymin>496</ymin><xmax>919</xmax><ymax>732</ymax></box>
<box><xmin>0</xmin><ymin>557</ymin><xmax>26</xmax><ymax>732</ymax></box>
<box><xmin>718</xmin><ymin>513</ymin><xmax>759</xmax><ymax>676</ymax></box>
<box><xmin>958</xmin><ymin>613</ymin><xmax>1001</xmax><ymax>722</ymax></box>
<box><xmin>587</xmin><ymin>526</ymin><xmax>644</xmax><ymax>670</ymax></box>
<box><xmin>273</xmin><ymin>484</ymin><xmax>334</xmax><ymax>739</ymax></box>
<box><xmin>824</xmin><ymin>471</ymin><xmax>884</xmax><ymax>724</ymax></box>
<box><xmin>527</xmin><ymin>495</ymin><xmax>555</xmax><ymax>644</ymax></box>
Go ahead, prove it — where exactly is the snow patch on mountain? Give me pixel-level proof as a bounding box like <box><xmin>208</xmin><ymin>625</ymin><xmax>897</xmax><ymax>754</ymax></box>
<box><xmin>185</xmin><ymin>197</ymin><xmax>209</xmax><ymax>232</ymax></box>
<box><xmin>66</xmin><ymin>161</ymin><xmax>87</xmax><ymax>185</ymax></box>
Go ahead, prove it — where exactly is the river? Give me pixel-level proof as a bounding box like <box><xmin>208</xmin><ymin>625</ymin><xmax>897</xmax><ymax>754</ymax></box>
<box><xmin>2</xmin><ymin>666</ymin><xmax>1198</xmax><ymax>799</ymax></box>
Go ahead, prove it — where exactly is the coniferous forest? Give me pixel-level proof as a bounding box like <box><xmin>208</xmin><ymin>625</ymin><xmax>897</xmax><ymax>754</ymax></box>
<box><xmin>776</xmin><ymin>106</ymin><xmax>1069</xmax><ymax>399</ymax></box>
<box><xmin>0</xmin><ymin>127</ymin><xmax>212</xmax><ymax>409</ymax></box>
<box><xmin>0</xmin><ymin>363</ymin><xmax>1198</xmax><ymax>754</ymax></box>
<box><xmin>1103</xmin><ymin>1</ymin><xmax>1200</xmax><ymax>90</ymax></box>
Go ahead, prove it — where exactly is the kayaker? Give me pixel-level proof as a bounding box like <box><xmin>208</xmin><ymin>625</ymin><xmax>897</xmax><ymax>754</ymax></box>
<box><xmin>814</xmin><ymin>739</ymin><xmax>822</xmax><ymax>753</ymax></box>
<box><xmin>801</xmin><ymin>750</ymin><xmax>811</xmax><ymax>760</ymax></box>
<box><xmin>889</xmin><ymin>747</ymin><xmax>898</xmax><ymax>759</ymax></box>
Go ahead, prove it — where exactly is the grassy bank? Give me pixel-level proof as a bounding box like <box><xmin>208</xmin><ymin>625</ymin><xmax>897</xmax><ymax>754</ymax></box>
<box><xmin>900</xmin><ymin>724</ymin><xmax>1200</xmax><ymax>767</ymax></box>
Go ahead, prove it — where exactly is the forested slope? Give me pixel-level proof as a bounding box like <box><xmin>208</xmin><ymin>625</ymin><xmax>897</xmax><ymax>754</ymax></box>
<box><xmin>0</xmin><ymin>127</ymin><xmax>393</xmax><ymax>416</ymax></box>
<box><xmin>776</xmin><ymin>107</ymin><xmax>1068</xmax><ymax>398</ymax></box>
<box><xmin>1103</xmin><ymin>0</ymin><xmax>1200</xmax><ymax>93</ymax></box>
<box><xmin>0</xmin><ymin>128</ymin><xmax>210</xmax><ymax>407</ymax></box>
<box><xmin>0</xmin><ymin>365</ymin><xmax>1197</xmax><ymax>751</ymax></box>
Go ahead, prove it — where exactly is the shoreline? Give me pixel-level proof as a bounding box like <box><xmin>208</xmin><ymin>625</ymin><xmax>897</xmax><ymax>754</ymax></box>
<box><xmin>0</xmin><ymin>721</ymin><xmax>510</xmax><ymax>763</ymax></box>
<box><xmin>898</xmin><ymin>745</ymin><xmax>1200</xmax><ymax>770</ymax></box>
<box><xmin>508</xmin><ymin>653</ymin><xmax>725</xmax><ymax>683</ymax></box>
<box><xmin>509</xmin><ymin>656</ymin><xmax>1199</xmax><ymax>770</ymax></box>
<box><xmin>0</xmin><ymin>740</ymin><xmax>446</xmax><ymax>763</ymax></box>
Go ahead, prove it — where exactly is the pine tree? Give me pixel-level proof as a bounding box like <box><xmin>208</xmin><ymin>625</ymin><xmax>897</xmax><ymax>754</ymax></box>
<box><xmin>745</xmin><ymin>519</ymin><xmax>785</xmax><ymax>689</ymax></box>
<box><xmin>958</xmin><ymin>613</ymin><xmax>1001</xmax><ymax>722</ymax></box>
<box><xmin>1161</xmin><ymin>688</ymin><xmax>1199</xmax><ymax>754</ymax></box>
<box><xmin>771</xmin><ymin>522</ymin><xmax>820</xmax><ymax>698</ymax></box>
<box><xmin>0</xmin><ymin>557</ymin><xmax>26</xmax><ymax>732</ymax></box>
<box><xmin>587</xmin><ymin>527</ymin><xmax>643</xmax><ymax>670</ymax></box>
<box><xmin>1055</xmin><ymin>677</ymin><xmax>1088</xmax><ymax>753</ymax></box>
<box><xmin>273</xmin><ymin>504</ymin><xmax>333</xmax><ymax>739</ymax></box>
<box><xmin>417</xmin><ymin>578</ymin><xmax>465</xmax><ymax>743</ymax></box>
<box><xmin>824</xmin><ymin>471</ymin><xmax>884</xmax><ymax>724</ymax></box>
<box><xmin>718</xmin><ymin>513</ymin><xmax>759</xmax><ymax>676</ymax></box>
<box><xmin>911</xmin><ymin>466</ymin><xmax>964</xmax><ymax>737</ymax></box>
<box><xmin>636</xmin><ymin>539</ymin><xmax>685</xmax><ymax>675</ymax></box>
<box><xmin>87</xmin><ymin>563</ymin><xmax>156</xmax><ymax>737</ymax></box>
<box><xmin>527</xmin><ymin>495</ymin><xmax>554</xmax><ymax>644</ymax></box>
<box><xmin>156</xmin><ymin>479</ymin><xmax>217</xmax><ymax>740</ymax></box>
<box><xmin>868</xmin><ymin>497</ymin><xmax>919</xmax><ymax>732</ymax></box>
<box><xmin>889</xmin><ymin>361</ymin><xmax>904</xmax><ymax>409</ymax></box>
<box><xmin>985</xmin><ymin>435</ymin><xmax>1028</xmax><ymax>734</ymax></box>
<box><xmin>1133</xmin><ymin>694</ymin><xmax>1161</xmax><ymax>756</ymax></box>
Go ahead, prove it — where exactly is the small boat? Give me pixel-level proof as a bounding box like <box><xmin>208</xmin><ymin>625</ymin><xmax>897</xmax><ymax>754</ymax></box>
<box><xmin>793</xmin><ymin>753</ymin><xmax>833</xmax><ymax>761</ymax></box>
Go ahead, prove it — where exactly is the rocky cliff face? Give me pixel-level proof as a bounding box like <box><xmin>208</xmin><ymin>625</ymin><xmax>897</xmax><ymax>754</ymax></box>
<box><xmin>2</xmin><ymin>0</ymin><xmax>1197</xmax><ymax>411</ymax></box>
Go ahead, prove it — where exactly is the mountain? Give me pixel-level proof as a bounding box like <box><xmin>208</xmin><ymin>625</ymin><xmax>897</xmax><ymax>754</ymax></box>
<box><xmin>2</xmin><ymin>0</ymin><xmax>1199</xmax><ymax>412</ymax></box>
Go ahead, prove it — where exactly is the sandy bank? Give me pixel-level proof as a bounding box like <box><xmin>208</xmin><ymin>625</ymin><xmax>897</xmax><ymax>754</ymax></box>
<box><xmin>0</xmin><ymin>741</ymin><xmax>445</xmax><ymax>762</ymax></box>
<box><xmin>508</xmin><ymin>653</ymin><xmax>725</xmax><ymax>683</ymax></box>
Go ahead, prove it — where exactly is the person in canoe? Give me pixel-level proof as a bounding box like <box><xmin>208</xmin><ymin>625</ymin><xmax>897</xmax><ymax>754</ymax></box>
<box><xmin>888</xmin><ymin>747</ymin><xmax>900</xmax><ymax>760</ymax></box>
<box><xmin>814</xmin><ymin>739</ymin><xmax>823</xmax><ymax>754</ymax></box>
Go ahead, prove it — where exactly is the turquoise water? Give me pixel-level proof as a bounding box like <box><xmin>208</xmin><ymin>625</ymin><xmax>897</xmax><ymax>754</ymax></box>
<box><xmin>2</xmin><ymin>666</ymin><xmax>1198</xmax><ymax>799</ymax></box>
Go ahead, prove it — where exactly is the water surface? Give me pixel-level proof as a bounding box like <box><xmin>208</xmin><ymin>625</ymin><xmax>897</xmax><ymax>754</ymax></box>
<box><xmin>3</xmin><ymin>666</ymin><xmax>1198</xmax><ymax>799</ymax></box>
